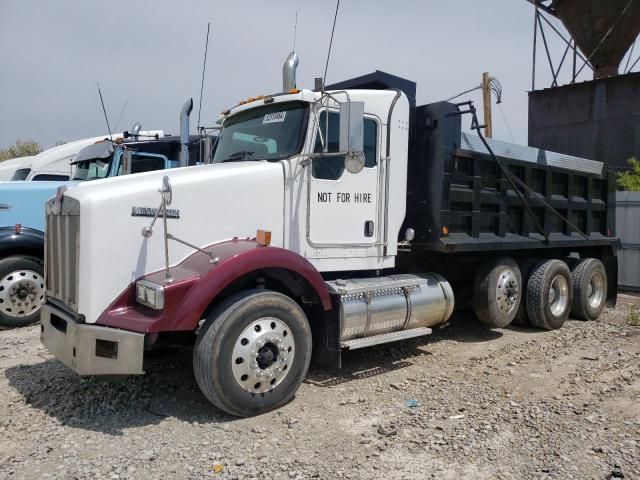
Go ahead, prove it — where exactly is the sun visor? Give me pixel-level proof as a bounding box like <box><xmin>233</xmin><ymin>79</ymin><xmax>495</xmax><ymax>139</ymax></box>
<box><xmin>71</xmin><ymin>142</ymin><xmax>114</xmax><ymax>164</ymax></box>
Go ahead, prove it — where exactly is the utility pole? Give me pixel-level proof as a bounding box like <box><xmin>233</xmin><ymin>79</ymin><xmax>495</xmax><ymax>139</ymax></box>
<box><xmin>482</xmin><ymin>72</ymin><xmax>493</xmax><ymax>138</ymax></box>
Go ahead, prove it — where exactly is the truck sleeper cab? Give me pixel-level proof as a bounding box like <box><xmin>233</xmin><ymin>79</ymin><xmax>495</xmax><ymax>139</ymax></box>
<box><xmin>41</xmin><ymin>69</ymin><xmax>618</xmax><ymax>417</ymax></box>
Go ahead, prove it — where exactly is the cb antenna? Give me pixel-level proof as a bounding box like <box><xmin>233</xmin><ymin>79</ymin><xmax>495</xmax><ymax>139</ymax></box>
<box><xmin>197</xmin><ymin>22</ymin><xmax>212</xmax><ymax>132</ymax></box>
<box><xmin>293</xmin><ymin>11</ymin><xmax>298</xmax><ymax>51</ymax></box>
<box><xmin>113</xmin><ymin>98</ymin><xmax>129</xmax><ymax>133</ymax></box>
<box><xmin>322</xmin><ymin>0</ymin><xmax>341</xmax><ymax>91</ymax></box>
<box><xmin>97</xmin><ymin>83</ymin><xmax>113</xmax><ymax>141</ymax></box>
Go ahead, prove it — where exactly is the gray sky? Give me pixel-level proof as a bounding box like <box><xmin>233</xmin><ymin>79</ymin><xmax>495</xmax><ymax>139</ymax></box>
<box><xmin>0</xmin><ymin>0</ymin><xmax>591</xmax><ymax>149</ymax></box>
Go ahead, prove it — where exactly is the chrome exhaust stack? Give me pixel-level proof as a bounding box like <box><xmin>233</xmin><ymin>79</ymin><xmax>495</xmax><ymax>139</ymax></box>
<box><xmin>179</xmin><ymin>98</ymin><xmax>194</xmax><ymax>168</ymax></box>
<box><xmin>282</xmin><ymin>51</ymin><xmax>299</xmax><ymax>91</ymax></box>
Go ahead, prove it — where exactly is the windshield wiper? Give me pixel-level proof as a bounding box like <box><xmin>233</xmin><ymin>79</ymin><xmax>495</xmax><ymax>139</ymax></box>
<box><xmin>221</xmin><ymin>151</ymin><xmax>266</xmax><ymax>163</ymax></box>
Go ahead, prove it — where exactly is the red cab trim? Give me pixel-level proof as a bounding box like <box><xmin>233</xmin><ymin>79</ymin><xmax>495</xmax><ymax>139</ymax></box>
<box><xmin>96</xmin><ymin>239</ymin><xmax>331</xmax><ymax>333</ymax></box>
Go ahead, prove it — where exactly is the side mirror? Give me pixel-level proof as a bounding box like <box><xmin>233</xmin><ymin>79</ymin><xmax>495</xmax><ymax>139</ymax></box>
<box><xmin>339</xmin><ymin>101</ymin><xmax>365</xmax><ymax>174</ymax></box>
<box><xmin>339</xmin><ymin>101</ymin><xmax>364</xmax><ymax>153</ymax></box>
<box><xmin>122</xmin><ymin>150</ymin><xmax>133</xmax><ymax>174</ymax></box>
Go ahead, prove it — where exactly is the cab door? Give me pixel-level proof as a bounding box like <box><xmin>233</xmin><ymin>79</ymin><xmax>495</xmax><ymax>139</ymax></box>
<box><xmin>307</xmin><ymin>110</ymin><xmax>381</xmax><ymax>248</ymax></box>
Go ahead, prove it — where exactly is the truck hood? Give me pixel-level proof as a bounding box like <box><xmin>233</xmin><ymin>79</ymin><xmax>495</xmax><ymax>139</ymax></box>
<box><xmin>0</xmin><ymin>180</ymin><xmax>79</xmax><ymax>232</ymax></box>
<box><xmin>57</xmin><ymin>162</ymin><xmax>285</xmax><ymax>324</ymax></box>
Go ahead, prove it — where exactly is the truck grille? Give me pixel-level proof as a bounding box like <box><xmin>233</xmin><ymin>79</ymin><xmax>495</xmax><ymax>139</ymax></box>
<box><xmin>45</xmin><ymin>203</ymin><xmax>80</xmax><ymax>311</ymax></box>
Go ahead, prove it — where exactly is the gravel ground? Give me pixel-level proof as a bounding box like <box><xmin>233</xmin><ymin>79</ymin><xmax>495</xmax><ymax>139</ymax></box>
<box><xmin>1</xmin><ymin>294</ymin><xmax>639</xmax><ymax>480</ymax></box>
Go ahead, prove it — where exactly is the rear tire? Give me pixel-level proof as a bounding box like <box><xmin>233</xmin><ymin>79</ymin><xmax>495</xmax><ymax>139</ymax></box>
<box><xmin>512</xmin><ymin>258</ymin><xmax>539</xmax><ymax>326</ymax></box>
<box><xmin>473</xmin><ymin>257</ymin><xmax>522</xmax><ymax>328</ymax></box>
<box><xmin>570</xmin><ymin>258</ymin><xmax>607</xmax><ymax>321</ymax></box>
<box><xmin>0</xmin><ymin>256</ymin><xmax>45</xmax><ymax>328</ymax></box>
<box><xmin>194</xmin><ymin>290</ymin><xmax>312</xmax><ymax>417</ymax></box>
<box><xmin>526</xmin><ymin>260</ymin><xmax>573</xmax><ymax>331</ymax></box>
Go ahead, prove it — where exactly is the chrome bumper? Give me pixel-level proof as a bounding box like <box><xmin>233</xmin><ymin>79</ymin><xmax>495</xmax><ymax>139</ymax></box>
<box><xmin>40</xmin><ymin>303</ymin><xmax>145</xmax><ymax>375</ymax></box>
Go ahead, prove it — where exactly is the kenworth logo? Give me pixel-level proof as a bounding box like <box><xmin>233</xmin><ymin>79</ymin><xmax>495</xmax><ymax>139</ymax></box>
<box><xmin>131</xmin><ymin>207</ymin><xmax>180</xmax><ymax>219</ymax></box>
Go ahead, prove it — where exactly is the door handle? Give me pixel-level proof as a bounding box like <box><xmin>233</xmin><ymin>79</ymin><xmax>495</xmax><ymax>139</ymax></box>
<box><xmin>364</xmin><ymin>220</ymin><xmax>374</xmax><ymax>237</ymax></box>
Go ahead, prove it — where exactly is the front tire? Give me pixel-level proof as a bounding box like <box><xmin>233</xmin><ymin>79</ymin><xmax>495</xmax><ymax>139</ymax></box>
<box><xmin>194</xmin><ymin>290</ymin><xmax>312</xmax><ymax>417</ymax></box>
<box><xmin>0</xmin><ymin>256</ymin><xmax>45</xmax><ymax>328</ymax></box>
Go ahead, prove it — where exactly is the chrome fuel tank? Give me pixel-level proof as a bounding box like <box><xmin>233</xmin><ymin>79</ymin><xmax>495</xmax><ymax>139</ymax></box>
<box><xmin>326</xmin><ymin>274</ymin><xmax>454</xmax><ymax>342</ymax></box>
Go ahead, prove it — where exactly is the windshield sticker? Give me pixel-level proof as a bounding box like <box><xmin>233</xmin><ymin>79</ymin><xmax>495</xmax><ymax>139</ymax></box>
<box><xmin>263</xmin><ymin>111</ymin><xmax>286</xmax><ymax>124</ymax></box>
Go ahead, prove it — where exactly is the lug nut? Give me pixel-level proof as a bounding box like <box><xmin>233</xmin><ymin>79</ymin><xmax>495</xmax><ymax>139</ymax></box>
<box><xmin>250</xmin><ymin>361</ymin><xmax>258</xmax><ymax>369</ymax></box>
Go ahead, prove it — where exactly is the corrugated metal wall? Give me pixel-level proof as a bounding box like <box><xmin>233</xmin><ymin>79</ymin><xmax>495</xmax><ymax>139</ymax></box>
<box><xmin>617</xmin><ymin>191</ymin><xmax>640</xmax><ymax>290</ymax></box>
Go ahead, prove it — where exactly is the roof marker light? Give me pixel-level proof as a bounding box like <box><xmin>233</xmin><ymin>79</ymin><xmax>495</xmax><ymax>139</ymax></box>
<box><xmin>256</xmin><ymin>229</ymin><xmax>271</xmax><ymax>246</ymax></box>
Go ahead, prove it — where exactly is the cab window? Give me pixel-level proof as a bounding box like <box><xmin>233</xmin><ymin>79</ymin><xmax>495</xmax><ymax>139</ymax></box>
<box><xmin>131</xmin><ymin>155</ymin><xmax>165</xmax><ymax>174</ymax></box>
<box><xmin>312</xmin><ymin>111</ymin><xmax>378</xmax><ymax>180</ymax></box>
<box><xmin>32</xmin><ymin>174</ymin><xmax>69</xmax><ymax>181</ymax></box>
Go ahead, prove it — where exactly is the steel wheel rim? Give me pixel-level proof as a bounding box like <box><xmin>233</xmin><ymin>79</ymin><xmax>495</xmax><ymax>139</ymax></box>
<box><xmin>548</xmin><ymin>275</ymin><xmax>569</xmax><ymax>317</ymax></box>
<box><xmin>587</xmin><ymin>271</ymin><xmax>605</xmax><ymax>309</ymax></box>
<box><xmin>231</xmin><ymin>317</ymin><xmax>295</xmax><ymax>394</ymax></box>
<box><xmin>496</xmin><ymin>268</ymin><xmax>519</xmax><ymax>315</ymax></box>
<box><xmin>0</xmin><ymin>269</ymin><xmax>45</xmax><ymax>318</ymax></box>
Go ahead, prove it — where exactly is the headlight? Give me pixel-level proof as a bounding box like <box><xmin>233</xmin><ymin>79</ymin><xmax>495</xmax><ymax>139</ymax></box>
<box><xmin>135</xmin><ymin>280</ymin><xmax>164</xmax><ymax>310</ymax></box>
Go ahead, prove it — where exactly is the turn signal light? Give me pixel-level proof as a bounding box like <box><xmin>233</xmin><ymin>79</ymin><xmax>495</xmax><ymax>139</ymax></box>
<box><xmin>289</xmin><ymin>88</ymin><xmax>300</xmax><ymax>94</ymax></box>
<box><xmin>256</xmin><ymin>229</ymin><xmax>271</xmax><ymax>246</ymax></box>
<box><xmin>442</xmin><ymin>226</ymin><xmax>449</xmax><ymax>236</ymax></box>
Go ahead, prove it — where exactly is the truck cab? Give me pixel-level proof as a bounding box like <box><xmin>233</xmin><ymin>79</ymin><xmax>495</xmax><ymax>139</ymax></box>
<box><xmin>40</xmin><ymin>61</ymin><xmax>618</xmax><ymax>417</ymax></box>
<box><xmin>0</xmin><ymin>122</ymin><xmax>213</xmax><ymax>327</ymax></box>
<box><xmin>0</xmin><ymin>157</ymin><xmax>32</xmax><ymax>181</ymax></box>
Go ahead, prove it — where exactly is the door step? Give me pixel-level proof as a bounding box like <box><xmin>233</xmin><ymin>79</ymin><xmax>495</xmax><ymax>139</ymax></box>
<box><xmin>341</xmin><ymin>327</ymin><xmax>433</xmax><ymax>350</ymax></box>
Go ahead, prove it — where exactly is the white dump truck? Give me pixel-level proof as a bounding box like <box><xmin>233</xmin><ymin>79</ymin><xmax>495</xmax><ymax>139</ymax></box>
<box><xmin>41</xmin><ymin>55</ymin><xmax>618</xmax><ymax>417</ymax></box>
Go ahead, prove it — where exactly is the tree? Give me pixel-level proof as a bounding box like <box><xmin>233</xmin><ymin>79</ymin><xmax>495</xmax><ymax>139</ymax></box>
<box><xmin>617</xmin><ymin>158</ymin><xmax>640</xmax><ymax>192</ymax></box>
<box><xmin>0</xmin><ymin>139</ymin><xmax>42</xmax><ymax>162</ymax></box>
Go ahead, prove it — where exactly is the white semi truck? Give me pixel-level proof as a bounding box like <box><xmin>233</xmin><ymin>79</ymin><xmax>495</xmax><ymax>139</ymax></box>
<box><xmin>41</xmin><ymin>57</ymin><xmax>618</xmax><ymax>417</ymax></box>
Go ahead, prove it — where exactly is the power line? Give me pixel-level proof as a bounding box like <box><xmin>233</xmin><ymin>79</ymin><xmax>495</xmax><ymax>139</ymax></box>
<box><xmin>497</xmin><ymin>103</ymin><xmax>516</xmax><ymax>143</ymax></box>
<box><xmin>444</xmin><ymin>84</ymin><xmax>482</xmax><ymax>102</ymax></box>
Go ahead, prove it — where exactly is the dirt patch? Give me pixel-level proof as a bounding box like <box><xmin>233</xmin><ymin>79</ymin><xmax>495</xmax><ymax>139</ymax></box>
<box><xmin>1</xmin><ymin>301</ymin><xmax>638</xmax><ymax>479</ymax></box>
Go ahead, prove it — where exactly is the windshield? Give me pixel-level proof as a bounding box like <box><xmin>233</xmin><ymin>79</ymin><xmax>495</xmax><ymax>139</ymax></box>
<box><xmin>10</xmin><ymin>168</ymin><xmax>30</xmax><ymax>181</ymax></box>
<box><xmin>72</xmin><ymin>157</ymin><xmax>113</xmax><ymax>180</ymax></box>
<box><xmin>212</xmin><ymin>102</ymin><xmax>308</xmax><ymax>163</ymax></box>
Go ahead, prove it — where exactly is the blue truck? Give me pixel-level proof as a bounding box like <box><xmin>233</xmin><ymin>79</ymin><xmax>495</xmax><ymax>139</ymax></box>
<box><xmin>0</xmin><ymin>99</ymin><xmax>215</xmax><ymax>327</ymax></box>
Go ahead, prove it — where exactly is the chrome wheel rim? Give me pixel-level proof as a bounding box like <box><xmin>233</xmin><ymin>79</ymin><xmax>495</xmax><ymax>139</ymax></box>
<box><xmin>548</xmin><ymin>275</ymin><xmax>569</xmax><ymax>317</ymax></box>
<box><xmin>496</xmin><ymin>268</ymin><xmax>519</xmax><ymax>315</ymax></box>
<box><xmin>587</xmin><ymin>271</ymin><xmax>605</xmax><ymax>309</ymax></box>
<box><xmin>0</xmin><ymin>269</ymin><xmax>45</xmax><ymax>318</ymax></box>
<box><xmin>231</xmin><ymin>317</ymin><xmax>295</xmax><ymax>394</ymax></box>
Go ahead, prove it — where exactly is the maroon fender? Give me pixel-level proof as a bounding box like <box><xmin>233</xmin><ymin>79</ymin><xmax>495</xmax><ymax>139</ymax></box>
<box><xmin>96</xmin><ymin>239</ymin><xmax>331</xmax><ymax>333</ymax></box>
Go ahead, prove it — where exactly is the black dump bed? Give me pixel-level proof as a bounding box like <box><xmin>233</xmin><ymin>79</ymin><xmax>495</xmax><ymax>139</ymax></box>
<box><xmin>403</xmin><ymin>101</ymin><xmax>618</xmax><ymax>253</ymax></box>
